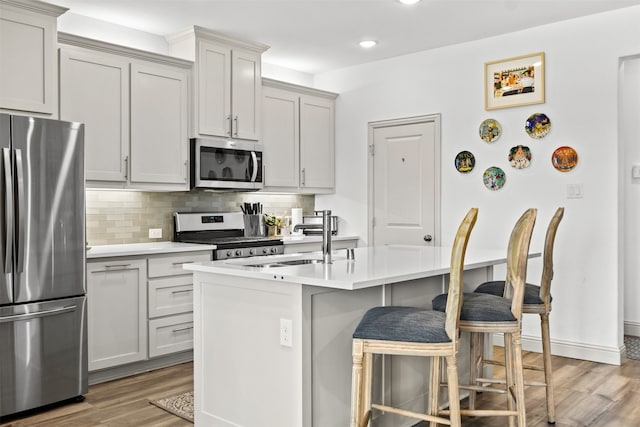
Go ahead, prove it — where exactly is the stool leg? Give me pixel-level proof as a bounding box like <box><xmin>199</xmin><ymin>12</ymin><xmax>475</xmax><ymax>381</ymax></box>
<box><xmin>351</xmin><ymin>340</ymin><xmax>365</xmax><ymax>427</ymax></box>
<box><xmin>428</xmin><ymin>356</ymin><xmax>441</xmax><ymax>427</ymax></box>
<box><xmin>468</xmin><ymin>332</ymin><xmax>481</xmax><ymax>410</ymax></box>
<box><xmin>445</xmin><ymin>354</ymin><xmax>462</xmax><ymax>427</ymax></box>
<box><xmin>540</xmin><ymin>313</ymin><xmax>556</xmax><ymax>424</ymax></box>
<box><xmin>511</xmin><ymin>331</ymin><xmax>527</xmax><ymax>427</ymax></box>
<box><xmin>504</xmin><ymin>333</ymin><xmax>516</xmax><ymax>427</ymax></box>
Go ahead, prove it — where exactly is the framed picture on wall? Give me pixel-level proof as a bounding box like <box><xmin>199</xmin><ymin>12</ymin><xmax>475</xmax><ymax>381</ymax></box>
<box><xmin>485</xmin><ymin>52</ymin><xmax>545</xmax><ymax>110</ymax></box>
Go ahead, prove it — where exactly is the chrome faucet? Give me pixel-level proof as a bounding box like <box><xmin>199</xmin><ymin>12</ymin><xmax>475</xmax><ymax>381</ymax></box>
<box><xmin>293</xmin><ymin>209</ymin><xmax>332</xmax><ymax>264</ymax></box>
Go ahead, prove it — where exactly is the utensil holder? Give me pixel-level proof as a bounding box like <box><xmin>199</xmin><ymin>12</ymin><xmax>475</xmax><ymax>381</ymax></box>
<box><xmin>243</xmin><ymin>214</ymin><xmax>265</xmax><ymax>237</ymax></box>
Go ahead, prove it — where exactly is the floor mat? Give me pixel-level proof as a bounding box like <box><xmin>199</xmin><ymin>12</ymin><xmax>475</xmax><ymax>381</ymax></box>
<box><xmin>150</xmin><ymin>390</ymin><xmax>194</xmax><ymax>423</ymax></box>
<box><xmin>625</xmin><ymin>335</ymin><xmax>640</xmax><ymax>360</ymax></box>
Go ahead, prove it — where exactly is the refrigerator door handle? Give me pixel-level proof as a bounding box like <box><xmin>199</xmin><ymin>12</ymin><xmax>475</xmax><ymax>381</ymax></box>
<box><xmin>0</xmin><ymin>305</ymin><xmax>77</xmax><ymax>324</ymax></box>
<box><xmin>15</xmin><ymin>149</ymin><xmax>25</xmax><ymax>274</ymax></box>
<box><xmin>2</xmin><ymin>148</ymin><xmax>12</xmax><ymax>274</ymax></box>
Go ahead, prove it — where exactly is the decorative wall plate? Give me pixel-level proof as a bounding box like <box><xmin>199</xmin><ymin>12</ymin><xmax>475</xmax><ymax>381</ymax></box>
<box><xmin>551</xmin><ymin>146</ymin><xmax>578</xmax><ymax>172</ymax></box>
<box><xmin>525</xmin><ymin>113</ymin><xmax>551</xmax><ymax>139</ymax></box>
<box><xmin>479</xmin><ymin>119</ymin><xmax>502</xmax><ymax>143</ymax></box>
<box><xmin>483</xmin><ymin>166</ymin><xmax>506</xmax><ymax>190</ymax></box>
<box><xmin>455</xmin><ymin>151</ymin><xmax>475</xmax><ymax>173</ymax></box>
<box><xmin>508</xmin><ymin>145</ymin><xmax>532</xmax><ymax>169</ymax></box>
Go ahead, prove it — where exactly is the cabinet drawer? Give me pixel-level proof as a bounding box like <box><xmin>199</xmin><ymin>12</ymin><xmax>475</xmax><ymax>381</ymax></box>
<box><xmin>147</xmin><ymin>252</ymin><xmax>211</xmax><ymax>277</ymax></box>
<box><xmin>149</xmin><ymin>275</ymin><xmax>193</xmax><ymax>318</ymax></box>
<box><xmin>149</xmin><ymin>313</ymin><xmax>193</xmax><ymax>358</ymax></box>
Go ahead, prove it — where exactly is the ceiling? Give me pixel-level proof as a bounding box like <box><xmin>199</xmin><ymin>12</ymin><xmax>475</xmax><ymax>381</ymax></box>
<box><xmin>47</xmin><ymin>0</ymin><xmax>640</xmax><ymax>75</ymax></box>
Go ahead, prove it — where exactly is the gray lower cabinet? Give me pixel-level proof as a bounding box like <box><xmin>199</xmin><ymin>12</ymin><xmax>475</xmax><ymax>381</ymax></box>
<box><xmin>87</xmin><ymin>250</ymin><xmax>211</xmax><ymax>376</ymax></box>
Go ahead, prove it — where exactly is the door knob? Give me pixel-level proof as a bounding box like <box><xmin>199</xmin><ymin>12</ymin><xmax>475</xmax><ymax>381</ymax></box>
<box><xmin>423</xmin><ymin>235</ymin><xmax>433</xmax><ymax>242</ymax></box>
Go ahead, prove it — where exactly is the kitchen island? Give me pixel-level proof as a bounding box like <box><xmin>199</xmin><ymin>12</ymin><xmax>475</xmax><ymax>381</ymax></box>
<box><xmin>185</xmin><ymin>245</ymin><xmax>537</xmax><ymax>427</ymax></box>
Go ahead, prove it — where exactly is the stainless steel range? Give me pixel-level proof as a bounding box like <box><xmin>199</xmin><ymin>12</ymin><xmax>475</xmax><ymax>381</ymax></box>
<box><xmin>174</xmin><ymin>212</ymin><xmax>284</xmax><ymax>260</ymax></box>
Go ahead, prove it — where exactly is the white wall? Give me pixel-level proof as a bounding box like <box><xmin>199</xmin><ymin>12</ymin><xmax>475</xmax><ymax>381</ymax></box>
<box><xmin>315</xmin><ymin>7</ymin><xmax>640</xmax><ymax>364</ymax></box>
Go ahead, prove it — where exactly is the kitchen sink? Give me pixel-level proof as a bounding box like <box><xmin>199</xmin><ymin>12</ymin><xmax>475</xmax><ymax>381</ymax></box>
<box><xmin>244</xmin><ymin>258</ymin><xmax>323</xmax><ymax>268</ymax></box>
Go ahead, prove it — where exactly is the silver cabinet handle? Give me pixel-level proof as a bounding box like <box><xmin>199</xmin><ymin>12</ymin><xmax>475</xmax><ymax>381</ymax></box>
<box><xmin>2</xmin><ymin>148</ymin><xmax>13</xmax><ymax>274</ymax></box>
<box><xmin>0</xmin><ymin>305</ymin><xmax>76</xmax><ymax>324</ymax></box>
<box><xmin>233</xmin><ymin>116</ymin><xmax>238</xmax><ymax>137</ymax></box>
<box><xmin>171</xmin><ymin>261</ymin><xmax>194</xmax><ymax>266</ymax></box>
<box><xmin>171</xmin><ymin>289</ymin><xmax>193</xmax><ymax>294</ymax></box>
<box><xmin>91</xmin><ymin>263</ymin><xmax>132</xmax><ymax>273</ymax></box>
<box><xmin>301</xmin><ymin>167</ymin><xmax>306</xmax><ymax>186</ymax></box>
<box><xmin>184</xmin><ymin>161</ymin><xmax>188</xmax><ymax>183</ymax></box>
<box><xmin>172</xmin><ymin>326</ymin><xmax>194</xmax><ymax>333</ymax></box>
<box><xmin>226</xmin><ymin>115</ymin><xmax>232</xmax><ymax>136</ymax></box>
<box><xmin>15</xmin><ymin>149</ymin><xmax>25</xmax><ymax>274</ymax></box>
<box><xmin>124</xmin><ymin>156</ymin><xmax>129</xmax><ymax>180</ymax></box>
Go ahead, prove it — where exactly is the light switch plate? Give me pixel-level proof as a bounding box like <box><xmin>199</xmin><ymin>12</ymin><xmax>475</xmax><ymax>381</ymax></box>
<box><xmin>567</xmin><ymin>183</ymin><xmax>583</xmax><ymax>199</ymax></box>
<box><xmin>633</xmin><ymin>165</ymin><xmax>640</xmax><ymax>179</ymax></box>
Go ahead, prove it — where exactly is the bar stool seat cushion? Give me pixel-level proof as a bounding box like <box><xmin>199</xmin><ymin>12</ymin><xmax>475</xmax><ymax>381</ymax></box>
<box><xmin>353</xmin><ymin>306</ymin><xmax>450</xmax><ymax>343</ymax></box>
<box><xmin>474</xmin><ymin>280</ymin><xmax>551</xmax><ymax>305</ymax></box>
<box><xmin>432</xmin><ymin>293</ymin><xmax>516</xmax><ymax>322</ymax></box>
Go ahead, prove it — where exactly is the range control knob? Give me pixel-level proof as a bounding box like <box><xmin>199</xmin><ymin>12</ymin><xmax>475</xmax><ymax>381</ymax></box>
<box><xmin>235</xmin><ymin>249</ymin><xmax>243</xmax><ymax>257</ymax></box>
<box><xmin>270</xmin><ymin>247</ymin><xmax>278</xmax><ymax>254</ymax></box>
<box><xmin>249</xmin><ymin>248</ymin><xmax>256</xmax><ymax>255</ymax></box>
<box><xmin>262</xmin><ymin>248</ymin><xmax>269</xmax><ymax>254</ymax></box>
<box><xmin>226</xmin><ymin>250</ymin><xmax>233</xmax><ymax>257</ymax></box>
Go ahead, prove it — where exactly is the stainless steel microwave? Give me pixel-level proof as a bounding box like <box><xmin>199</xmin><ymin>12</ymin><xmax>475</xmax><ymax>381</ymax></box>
<box><xmin>190</xmin><ymin>138</ymin><xmax>263</xmax><ymax>190</ymax></box>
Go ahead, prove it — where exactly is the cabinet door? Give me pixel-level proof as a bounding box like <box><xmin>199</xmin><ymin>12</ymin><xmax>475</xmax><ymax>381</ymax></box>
<box><xmin>87</xmin><ymin>260</ymin><xmax>147</xmax><ymax>371</ymax></box>
<box><xmin>0</xmin><ymin>5</ymin><xmax>56</xmax><ymax>114</ymax></box>
<box><xmin>300</xmin><ymin>95</ymin><xmax>335</xmax><ymax>189</ymax></box>
<box><xmin>197</xmin><ymin>39</ymin><xmax>232</xmax><ymax>138</ymax></box>
<box><xmin>59</xmin><ymin>48</ymin><xmax>129</xmax><ymax>182</ymax></box>
<box><xmin>262</xmin><ymin>86</ymin><xmax>299</xmax><ymax>188</ymax></box>
<box><xmin>130</xmin><ymin>62</ymin><xmax>189</xmax><ymax>186</ymax></box>
<box><xmin>232</xmin><ymin>49</ymin><xmax>261</xmax><ymax>140</ymax></box>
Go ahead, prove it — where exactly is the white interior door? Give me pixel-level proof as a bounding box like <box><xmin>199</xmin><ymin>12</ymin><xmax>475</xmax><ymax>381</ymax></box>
<box><xmin>369</xmin><ymin>115</ymin><xmax>440</xmax><ymax>246</ymax></box>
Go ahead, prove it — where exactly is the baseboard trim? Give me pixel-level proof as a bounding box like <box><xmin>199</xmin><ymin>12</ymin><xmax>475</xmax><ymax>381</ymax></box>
<box><xmin>491</xmin><ymin>333</ymin><xmax>623</xmax><ymax>366</ymax></box>
<box><xmin>624</xmin><ymin>321</ymin><xmax>640</xmax><ymax>337</ymax></box>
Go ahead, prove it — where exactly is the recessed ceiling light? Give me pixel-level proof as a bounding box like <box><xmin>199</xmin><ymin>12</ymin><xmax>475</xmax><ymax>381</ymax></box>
<box><xmin>359</xmin><ymin>40</ymin><xmax>377</xmax><ymax>48</ymax></box>
<box><xmin>399</xmin><ymin>0</ymin><xmax>421</xmax><ymax>4</ymax></box>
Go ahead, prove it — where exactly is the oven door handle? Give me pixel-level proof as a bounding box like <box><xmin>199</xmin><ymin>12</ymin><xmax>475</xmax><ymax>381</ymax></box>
<box><xmin>250</xmin><ymin>151</ymin><xmax>258</xmax><ymax>182</ymax></box>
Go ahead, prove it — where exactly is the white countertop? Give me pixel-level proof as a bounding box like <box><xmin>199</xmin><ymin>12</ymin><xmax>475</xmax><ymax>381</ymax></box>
<box><xmin>184</xmin><ymin>245</ymin><xmax>539</xmax><ymax>290</ymax></box>
<box><xmin>86</xmin><ymin>242</ymin><xmax>216</xmax><ymax>259</ymax></box>
<box><xmin>281</xmin><ymin>235</ymin><xmax>358</xmax><ymax>244</ymax></box>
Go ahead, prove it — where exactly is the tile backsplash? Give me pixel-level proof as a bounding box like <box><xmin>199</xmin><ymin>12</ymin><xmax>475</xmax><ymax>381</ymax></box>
<box><xmin>86</xmin><ymin>190</ymin><xmax>315</xmax><ymax>246</ymax></box>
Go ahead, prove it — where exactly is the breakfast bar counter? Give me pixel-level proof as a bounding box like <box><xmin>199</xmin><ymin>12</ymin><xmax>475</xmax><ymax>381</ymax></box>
<box><xmin>184</xmin><ymin>245</ymin><xmax>538</xmax><ymax>427</ymax></box>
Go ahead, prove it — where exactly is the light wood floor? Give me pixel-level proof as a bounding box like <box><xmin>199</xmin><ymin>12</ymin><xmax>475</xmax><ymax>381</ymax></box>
<box><xmin>1</xmin><ymin>350</ymin><xmax>639</xmax><ymax>426</ymax></box>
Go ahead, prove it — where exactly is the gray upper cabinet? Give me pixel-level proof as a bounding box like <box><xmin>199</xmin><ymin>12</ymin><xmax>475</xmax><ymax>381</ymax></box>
<box><xmin>262</xmin><ymin>78</ymin><xmax>337</xmax><ymax>194</ymax></box>
<box><xmin>0</xmin><ymin>0</ymin><xmax>67</xmax><ymax>116</ymax></box>
<box><xmin>167</xmin><ymin>26</ymin><xmax>269</xmax><ymax>141</ymax></box>
<box><xmin>59</xmin><ymin>34</ymin><xmax>192</xmax><ymax>191</ymax></box>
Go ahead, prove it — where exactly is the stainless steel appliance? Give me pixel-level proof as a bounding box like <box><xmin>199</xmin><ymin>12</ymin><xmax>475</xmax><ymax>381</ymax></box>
<box><xmin>174</xmin><ymin>212</ymin><xmax>283</xmax><ymax>260</ymax></box>
<box><xmin>190</xmin><ymin>138</ymin><xmax>263</xmax><ymax>191</ymax></box>
<box><xmin>0</xmin><ymin>114</ymin><xmax>87</xmax><ymax>417</ymax></box>
<box><xmin>301</xmin><ymin>212</ymin><xmax>339</xmax><ymax>235</ymax></box>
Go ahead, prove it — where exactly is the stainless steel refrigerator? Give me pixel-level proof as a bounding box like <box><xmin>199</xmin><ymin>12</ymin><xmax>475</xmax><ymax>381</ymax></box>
<box><xmin>0</xmin><ymin>114</ymin><xmax>87</xmax><ymax>418</ymax></box>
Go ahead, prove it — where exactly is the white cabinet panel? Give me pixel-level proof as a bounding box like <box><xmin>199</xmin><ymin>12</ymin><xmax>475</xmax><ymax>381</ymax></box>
<box><xmin>0</xmin><ymin>1</ymin><xmax>65</xmax><ymax>115</ymax></box>
<box><xmin>197</xmin><ymin>40</ymin><xmax>231</xmax><ymax>138</ymax></box>
<box><xmin>299</xmin><ymin>95</ymin><xmax>335</xmax><ymax>189</ymax></box>
<box><xmin>149</xmin><ymin>313</ymin><xmax>194</xmax><ymax>358</ymax></box>
<box><xmin>148</xmin><ymin>252</ymin><xmax>211</xmax><ymax>278</ymax></box>
<box><xmin>87</xmin><ymin>259</ymin><xmax>147</xmax><ymax>371</ymax></box>
<box><xmin>130</xmin><ymin>62</ymin><xmax>188</xmax><ymax>184</ymax></box>
<box><xmin>262</xmin><ymin>86</ymin><xmax>299</xmax><ymax>187</ymax></box>
<box><xmin>149</xmin><ymin>275</ymin><xmax>193</xmax><ymax>318</ymax></box>
<box><xmin>59</xmin><ymin>48</ymin><xmax>129</xmax><ymax>182</ymax></box>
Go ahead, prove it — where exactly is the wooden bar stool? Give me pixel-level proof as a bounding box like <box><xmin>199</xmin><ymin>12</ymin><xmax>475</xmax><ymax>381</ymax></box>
<box><xmin>432</xmin><ymin>208</ymin><xmax>537</xmax><ymax>427</ymax></box>
<box><xmin>350</xmin><ymin>208</ymin><xmax>478</xmax><ymax>427</ymax></box>
<box><xmin>473</xmin><ymin>207</ymin><xmax>564</xmax><ymax>424</ymax></box>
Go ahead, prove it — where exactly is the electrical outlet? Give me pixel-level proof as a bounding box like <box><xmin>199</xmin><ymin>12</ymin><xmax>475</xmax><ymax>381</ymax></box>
<box><xmin>280</xmin><ymin>318</ymin><xmax>292</xmax><ymax>347</ymax></box>
<box><xmin>148</xmin><ymin>228</ymin><xmax>162</xmax><ymax>239</ymax></box>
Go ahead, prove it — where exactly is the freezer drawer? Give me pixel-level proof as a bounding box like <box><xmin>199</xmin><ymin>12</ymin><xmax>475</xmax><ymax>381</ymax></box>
<box><xmin>0</xmin><ymin>296</ymin><xmax>88</xmax><ymax>417</ymax></box>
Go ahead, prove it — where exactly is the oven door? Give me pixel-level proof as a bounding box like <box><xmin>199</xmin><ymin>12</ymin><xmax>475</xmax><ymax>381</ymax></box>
<box><xmin>191</xmin><ymin>138</ymin><xmax>263</xmax><ymax>190</ymax></box>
